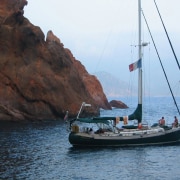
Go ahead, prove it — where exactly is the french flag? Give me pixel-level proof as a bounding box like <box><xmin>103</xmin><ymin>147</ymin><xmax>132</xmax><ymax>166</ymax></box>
<box><xmin>129</xmin><ymin>59</ymin><xmax>142</xmax><ymax>72</ymax></box>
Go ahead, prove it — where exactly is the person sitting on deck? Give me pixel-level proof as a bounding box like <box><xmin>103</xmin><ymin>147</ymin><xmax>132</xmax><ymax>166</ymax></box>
<box><xmin>89</xmin><ymin>128</ymin><xmax>94</xmax><ymax>134</ymax></box>
<box><xmin>159</xmin><ymin>117</ymin><xmax>165</xmax><ymax>126</ymax></box>
<box><xmin>172</xmin><ymin>116</ymin><xmax>178</xmax><ymax>128</ymax></box>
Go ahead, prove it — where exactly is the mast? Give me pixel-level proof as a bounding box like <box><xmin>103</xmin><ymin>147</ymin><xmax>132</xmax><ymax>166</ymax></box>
<box><xmin>115</xmin><ymin>0</ymin><xmax>143</xmax><ymax>123</ymax></box>
<box><xmin>138</xmin><ymin>0</ymin><xmax>142</xmax><ymax>106</ymax></box>
<box><xmin>123</xmin><ymin>0</ymin><xmax>142</xmax><ymax>123</ymax></box>
<box><xmin>137</xmin><ymin>0</ymin><xmax>143</xmax><ymax>123</ymax></box>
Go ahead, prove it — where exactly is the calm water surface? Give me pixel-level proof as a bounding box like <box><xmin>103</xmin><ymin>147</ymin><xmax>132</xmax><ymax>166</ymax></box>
<box><xmin>0</xmin><ymin>97</ymin><xmax>180</xmax><ymax>180</ymax></box>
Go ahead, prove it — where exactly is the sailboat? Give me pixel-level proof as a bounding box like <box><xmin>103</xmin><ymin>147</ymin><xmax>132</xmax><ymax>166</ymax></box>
<box><xmin>68</xmin><ymin>0</ymin><xmax>180</xmax><ymax>147</ymax></box>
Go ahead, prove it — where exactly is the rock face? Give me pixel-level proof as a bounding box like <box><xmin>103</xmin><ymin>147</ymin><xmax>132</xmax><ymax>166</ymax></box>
<box><xmin>109</xmin><ymin>100</ymin><xmax>128</xmax><ymax>109</ymax></box>
<box><xmin>0</xmin><ymin>0</ymin><xmax>111</xmax><ymax>121</ymax></box>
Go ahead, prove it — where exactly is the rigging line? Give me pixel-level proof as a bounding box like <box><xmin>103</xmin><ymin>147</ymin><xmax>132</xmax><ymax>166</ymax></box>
<box><xmin>94</xmin><ymin>30</ymin><xmax>111</xmax><ymax>72</ymax></box>
<box><xmin>141</xmin><ymin>9</ymin><xmax>180</xmax><ymax>116</ymax></box>
<box><xmin>173</xmin><ymin>80</ymin><xmax>180</xmax><ymax>97</ymax></box>
<box><xmin>154</xmin><ymin>0</ymin><xmax>180</xmax><ymax>71</ymax></box>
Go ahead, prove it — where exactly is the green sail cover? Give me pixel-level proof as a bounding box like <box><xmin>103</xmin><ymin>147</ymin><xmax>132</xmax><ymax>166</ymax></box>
<box><xmin>127</xmin><ymin>104</ymin><xmax>142</xmax><ymax>123</ymax></box>
<box><xmin>76</xmin><ymin>104</ymin><xmax>142</xmax><ymax>124</ymax></box>
<box><xmin>77</xmin><ymin>118</ymin><xmax>110</xmax><ymax>125</ymax></box>
<box><xmin>84</xmin><ymin>104</ymin><xmax>142</xmax><ymax>123</ymax></box>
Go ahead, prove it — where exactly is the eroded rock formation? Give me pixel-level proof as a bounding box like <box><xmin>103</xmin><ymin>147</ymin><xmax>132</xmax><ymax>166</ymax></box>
<box><xmin>0</xmin><ymin>0</ymin><xmax>111</xmax><ymax>121</ymax></box>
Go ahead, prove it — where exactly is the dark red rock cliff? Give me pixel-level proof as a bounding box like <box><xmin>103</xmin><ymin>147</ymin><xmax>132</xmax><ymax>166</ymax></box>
<box><xmin>0</xmin><ymin>0</ymin><xmax>111</xmax><ymax>121</ymax></box>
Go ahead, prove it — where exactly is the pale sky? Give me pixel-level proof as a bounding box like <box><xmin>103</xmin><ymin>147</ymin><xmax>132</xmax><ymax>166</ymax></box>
<box><xmin>24</xmin><ymin>0</ymin><xmax>180</xmax><ymax>96</ymax></box>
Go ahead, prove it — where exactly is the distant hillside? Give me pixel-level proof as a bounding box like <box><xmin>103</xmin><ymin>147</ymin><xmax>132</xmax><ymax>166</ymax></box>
<box><xmin>94</xmin><ymin>71</ymin><xmax>137</xmax><ymax>98</ymax></box>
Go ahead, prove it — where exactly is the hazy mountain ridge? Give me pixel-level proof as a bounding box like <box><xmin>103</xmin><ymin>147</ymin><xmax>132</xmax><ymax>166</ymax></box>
<box><xmin>94</xmin><ymin>71</ymin><xmax>137</xmax><ymax>98</ymax></box>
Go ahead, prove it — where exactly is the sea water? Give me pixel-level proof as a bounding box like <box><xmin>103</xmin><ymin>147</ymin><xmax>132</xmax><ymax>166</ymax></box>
<box><xmin>0</xmin><ymin>97</ymin><xmax>180</xmax><ymax>180</ymax></box>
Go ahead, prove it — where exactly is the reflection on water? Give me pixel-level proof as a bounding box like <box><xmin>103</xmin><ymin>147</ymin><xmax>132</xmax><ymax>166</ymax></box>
<box><xmin>1</xmin><ymin>97</ymin><xmax>180</xmax><ymax>179</ymax></box>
